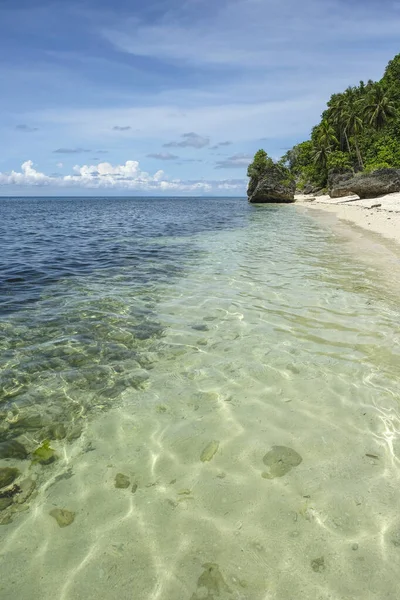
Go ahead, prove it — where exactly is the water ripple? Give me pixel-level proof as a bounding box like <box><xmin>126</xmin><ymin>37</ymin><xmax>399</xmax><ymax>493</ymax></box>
<box><xmin>1</xmin><ymin>198</ymin><xmax>400</xmax><ymax>599</ymax></box>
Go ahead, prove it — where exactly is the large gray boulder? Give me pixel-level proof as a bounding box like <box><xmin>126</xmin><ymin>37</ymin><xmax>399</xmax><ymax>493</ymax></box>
<box><xmin>302</xmin><ymin>183</ymin><xmax>323</xmax><ymax>195</ymax></box>
<box><xmin>248</xmin><ymin>165</ymin><xmax>295</xmax><ymax>203</ymax></box>
<box><xmin>328</xmin><ymin>169</ymin><xmax>354</xmax><ymax>198</ymax></box>
<box><xmin>330</xmin><ymin>168</ymin><xmax>400</xmax><ymax>199</ymax></box>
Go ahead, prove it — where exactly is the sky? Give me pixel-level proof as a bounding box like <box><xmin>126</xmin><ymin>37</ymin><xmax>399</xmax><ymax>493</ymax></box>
<box><xmin>0</xmin><ymin>0</ymin><xmax>400</xmax><ymax>196</ymax></box>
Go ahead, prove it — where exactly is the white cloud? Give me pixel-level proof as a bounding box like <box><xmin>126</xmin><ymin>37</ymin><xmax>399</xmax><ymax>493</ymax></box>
<box><xmin>15</xmin><ymin>124</ymin><xmax>38</xmax><ymax>132</ymax></box>
<box><xmin>53</xmin><ymin>147</ymin><xmax>91</xmax><ymax>154</ymax></box>
<box><xmin>210</xmin><ymin>141</ymin><xmax>232</xmax><ymax>150</ymax></box>
<box><xmin>164</xmin><ymin>132</ymin><xmax>210</xmax><ymax>148</ymax></box>
<box><xmin>147</xmin><ymin>152</ymin><xmax>179</xmax><ymax>160</ymax></box>
<box><xmin>0</xmin><ymin>159</ymin><xmax>244</xmax><ymax>194</ymax></box>
<box><xmin>0</xmin><ymin>160</ymin><xmax>52</xmax><ymax>186</ymax></box>
<box><xmin>215</xmin><ymin>153</ymin><xmax>253</xmax><ymax>169</ymax></box>
<box><xmin>101</xmin><ymin>0</ymin><xmax>400</xmax><ymax>68</ymax></box>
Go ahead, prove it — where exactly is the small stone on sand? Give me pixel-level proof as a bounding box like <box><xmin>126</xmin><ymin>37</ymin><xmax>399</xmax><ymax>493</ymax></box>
<box><xmin>0</xmin><ymin>467</ymin><xmax>20</xmax><ymax>489</ymax></box>
<box><xmin>262</xmin><ymin>446</ymin><xmax>302</xmax><ymax>478</ymax></box>
<box><xmin>115</xmin><ymin>473</ymin><xmax>131</xmax><ymax>489</ymax></box>
<box><xmin>50</xmin><ymin>508</ymin><xmax>75</xmax><ymax>528</ymax></box>
<box><xmin>200</xmin><ymin>441</ymin><xmax>219</xmax><ymax>462</ymax></box>
<box><xmin>311</xmin><ymin>556</ymin><xmax>325</xmax><ymax>572</ymax></box>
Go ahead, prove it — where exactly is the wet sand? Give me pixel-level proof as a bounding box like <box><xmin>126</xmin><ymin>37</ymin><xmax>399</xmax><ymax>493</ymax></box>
<box><xmin>295</xmin><ymin>192</ymin><xmax>400</xmax><ymax>247</ymax></box>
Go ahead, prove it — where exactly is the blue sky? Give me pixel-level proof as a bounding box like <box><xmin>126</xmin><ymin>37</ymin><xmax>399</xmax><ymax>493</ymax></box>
<box><xmin>1</xmin><ymin>0</ymin><xmax>400</xmax><ymax>196</ymax></box>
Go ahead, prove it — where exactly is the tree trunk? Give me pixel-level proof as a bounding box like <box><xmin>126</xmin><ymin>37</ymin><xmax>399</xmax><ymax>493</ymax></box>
<box><xmin>354</xmin><ymin>135</ymin><xmax>364</xmax><ymax>170</ymax></box>
<box><xmin>344</xmin><ymin>129</ymin><xmax>352</xmax><ymax>155</ymax></box>
<box><xmin>339</xmin><ymin>131</ymin><xmax>344</xmax><ymax>151</ymax></box>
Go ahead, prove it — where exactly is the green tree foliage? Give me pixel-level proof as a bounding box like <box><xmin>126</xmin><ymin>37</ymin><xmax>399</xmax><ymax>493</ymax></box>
<box><xmin>343</xmin><ymin>106</ymin><xmax>364</xmax><ymax>169</ymax></box>
<box><xmin>363</xmin><ymin>84</ymin><xmax>396</xmax><ymax>130</ymax></box>
<box><xmin>314</xmin><ymin>119</ymin><xmax>338</xmax><ymax>149</ymax></box>
<box><xmin>280</xmin><ymin>141</ymin><xmax>324</xmax><ymax>190</ymax></box>
<box><xmin>247</xmin><ymin>149</ymin><xmax>295</xmax><ymax>193</ymax></box>
<box><xmin>326</xmin><ymin>150</ymin><xmax>352</xmax><ymax>171</ymax></box>
<box><xmin>247</xmin><ymin>149</ymin><xmax>274</xmax><ymax>178</ymax></box>
<box><xmin>277</xmin><ymin>53</ymin><xmax>400</xmax><ymax>190</ymax></box>
<box><xmin>382</xmin><ymin>55</ymin><xmax>400</xmax><ymax>101</ymax></box>
<box><xmin>310</xmin><ymin>120</ymin><xmax>339</xmax><ymax>170</ymax></box>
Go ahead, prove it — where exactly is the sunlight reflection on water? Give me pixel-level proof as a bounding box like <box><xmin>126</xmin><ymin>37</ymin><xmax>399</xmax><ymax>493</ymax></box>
<box><xmin>0</xmin><ymin>199</ymin><xmax>400</xmax><ymax>599</ymax></box>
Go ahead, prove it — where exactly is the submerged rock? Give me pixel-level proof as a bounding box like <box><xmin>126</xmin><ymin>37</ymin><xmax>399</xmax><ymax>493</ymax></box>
<box><xmin>0</xmin><ymin>440</ymin><xmax>28</xmax><ymax>460</ymax></box>
<box><xmin>9</xmin><ymin>413</ymin><xmax>44</xmax><ymax>431</ymax></box>
<box><xmin>49</xmin><ymin>508</ymin><xmax>75</xmax><ymax>528</ymax></box>
<box><xmin>66</xmin><ymin>424</ymin><xmax>83</xmax><ymax>441</ymax></box>
<box><xmin>0</xmin><ymin>512</ymin><xmax>13</xmax><ymax>525</ymax></box>
<box><xmin>262</xmin><ymin>446</ymin><xmax>302</xmax><ymax>479</ymax></box>
<box><xmin>0</xmin><ymin>484</ymin><xmax>21</xmax><ymax>499</ymax></box>
<box><xmin>191</xmin><ymin>563</ymin><xmax>232</xmax><ymax>599</ymax></box>
<box><xmin>0</xmin><ymin>467</ymin><xmax>20</xmax><ymax>489</ymax></box>
<box><xmin>115</xmin><ymin>473</ymin><xmax>131</xmax><ymax>489</ymax></box>
<box><xmin>191</xmin><ymin>323</ymin><xmax>209</xmax><ymax>332</ymax></box>
<box><xmin>0</xmin><ymin>497</ymin><xmax>13</xmax><ymax>511</ymax></box>
<box><xmin>32</xmin><ymin>440</ymin><xmax>56</xmax><ymax>465</ymax></box>
<box><xmin>15</xmin><ymin>478</ymin><xmax>36</xmax><ymax>504</ymax></box>
<box><xmin>200</xmin><ymin>441</ymin><xmax>220</xmax><ymax>462</ymax></box>
<box><xmin>45</xmin><ymin>423</ymin><xmax>67</xmax><ymax>440</ymax></box>
<box><xmin>311</xmin><ymin>556</ymin><xmax>325</xmax><ymax>573</ymax></box>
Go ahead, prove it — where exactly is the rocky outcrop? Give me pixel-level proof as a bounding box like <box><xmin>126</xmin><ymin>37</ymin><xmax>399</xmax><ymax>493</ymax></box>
<box><xmin>329</xmin><ymin>168</ymin><xmax>400</xmax><ymax>199</ymax></box>
<box><xmin>349</xmin><ymin>169</ymin><xmax>400</xmax><ymax>199</ymax></box>
<box><xmin>328</xmin><ymin>169</ymin><xmax>354</xmax><ymax>198</ymax></box>
<box><xmin>302</xmin><ymin>183</ymin><xmax>323</xmax><ymax>195</ymax></box>
<box><xmin>248</xmin><ymin>165</ymin><xmax>295</xmax><ymax>203</ymax></box>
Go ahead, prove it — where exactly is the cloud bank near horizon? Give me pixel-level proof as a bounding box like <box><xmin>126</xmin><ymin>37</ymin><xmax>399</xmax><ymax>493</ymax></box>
<box><xmin>0</xmin><ymin>160</ymin><xmax>245</xmax><ymax>194</ymax></box>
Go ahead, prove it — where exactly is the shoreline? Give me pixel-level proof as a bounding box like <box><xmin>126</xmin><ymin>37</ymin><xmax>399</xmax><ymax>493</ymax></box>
<box><xmin>295</xmin><ymin>191</ymin><xmax>400</xmax><ymax>298</ymax></box>
<box><xmin>295</xmin><ymin>191</ymin><xmax>400</xmax><ymax>247</ymax></box>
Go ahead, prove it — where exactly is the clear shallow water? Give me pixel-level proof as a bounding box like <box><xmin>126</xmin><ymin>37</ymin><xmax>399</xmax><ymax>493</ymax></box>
<box><xmin>0</xmin><ymin>197</ymin><xmax>400</xmax><ymax>600</ymax></box>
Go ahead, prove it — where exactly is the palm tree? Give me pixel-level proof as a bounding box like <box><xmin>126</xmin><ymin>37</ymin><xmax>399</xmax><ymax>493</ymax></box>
<box><xmin>311</xmin><ymin>142</ymin><xmax>330</xmax><ymax>170</ymax></box>
<box><xmin>316</xmin><ymin>119</ymin><xmax>338</xmax><ymax>149</ymax></box>
<box><xmin>327</xmin><ymin>93</ymin><xmax>352</xmax><ymax>153</ymax></box>
<box><xmin>311</xmin><ymin>121</ymin><xmax>337</xmax><ymax>170</ymax></box>
<box><xmin>363</xmin><ymin>84</ymin><xmax>396</xmax><ymax>130</ymax></box>
<box><xmin>328</xmin><ymin>89</ymin><xmax>365</xmax><ymax>168</ymax></box>
<box><xmin>343</xmin><ymin>107</ymin><xmax>364</xmax><ymax>169</ymax></box>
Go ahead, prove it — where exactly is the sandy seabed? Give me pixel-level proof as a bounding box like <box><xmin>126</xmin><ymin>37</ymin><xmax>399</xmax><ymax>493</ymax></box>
<box><xmin>1</xmin><ymin>202</ymin><xmax>400</xmax><ymax>600</ymax></box>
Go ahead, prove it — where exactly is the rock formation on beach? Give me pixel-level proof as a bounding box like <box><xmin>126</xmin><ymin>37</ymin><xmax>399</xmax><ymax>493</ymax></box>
<box><xmin>247</xmin><ymin>150</ymin><xmax>295</xmax><ymax>203</ymax></box>
<box><xmin>328</xmin><ymin>169</ymin><xmax>354</xmax><ymax>198</ymax></box>
<box><xmin>330</xmin><ymin>168</ymin><xmax>400</xmax><ymax>199</ymax></box>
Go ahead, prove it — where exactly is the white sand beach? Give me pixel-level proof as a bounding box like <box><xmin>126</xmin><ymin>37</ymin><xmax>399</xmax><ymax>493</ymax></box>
<box><xmin>295</xmin><ymin>192</ymin><xmax>400</xmax><ymax>247</ymax></box>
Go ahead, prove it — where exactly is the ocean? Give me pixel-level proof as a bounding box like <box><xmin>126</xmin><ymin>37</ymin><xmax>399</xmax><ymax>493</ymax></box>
<box><xmin>0</xmin><ymin>196</ymin><xmax>399</xmax><ymax>600</ymax></box>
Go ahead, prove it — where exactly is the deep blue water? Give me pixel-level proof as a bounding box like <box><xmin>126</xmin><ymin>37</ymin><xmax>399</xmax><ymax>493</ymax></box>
<box><xmin>0</xmin><ymin>196</ymin><xmax>255</xmax><ymax>420</ymax></box>
<box><xmin>0</xmin><ymin>196</ymin><xmax>247</xmax><ymax>315</ymax></box>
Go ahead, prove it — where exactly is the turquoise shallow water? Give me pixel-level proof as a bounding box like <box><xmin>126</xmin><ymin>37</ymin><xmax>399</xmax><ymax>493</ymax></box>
<box><xmin>0</xmin><ymin>197</ymin><xmax>400</xmax><ymax>600</ymax></box>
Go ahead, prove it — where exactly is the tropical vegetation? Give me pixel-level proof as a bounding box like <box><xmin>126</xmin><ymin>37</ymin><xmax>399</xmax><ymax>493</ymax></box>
<box><xmin>247</xmin><ymin>54</ymin><xmax>400</xmax><ymax>191</ymax></box>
